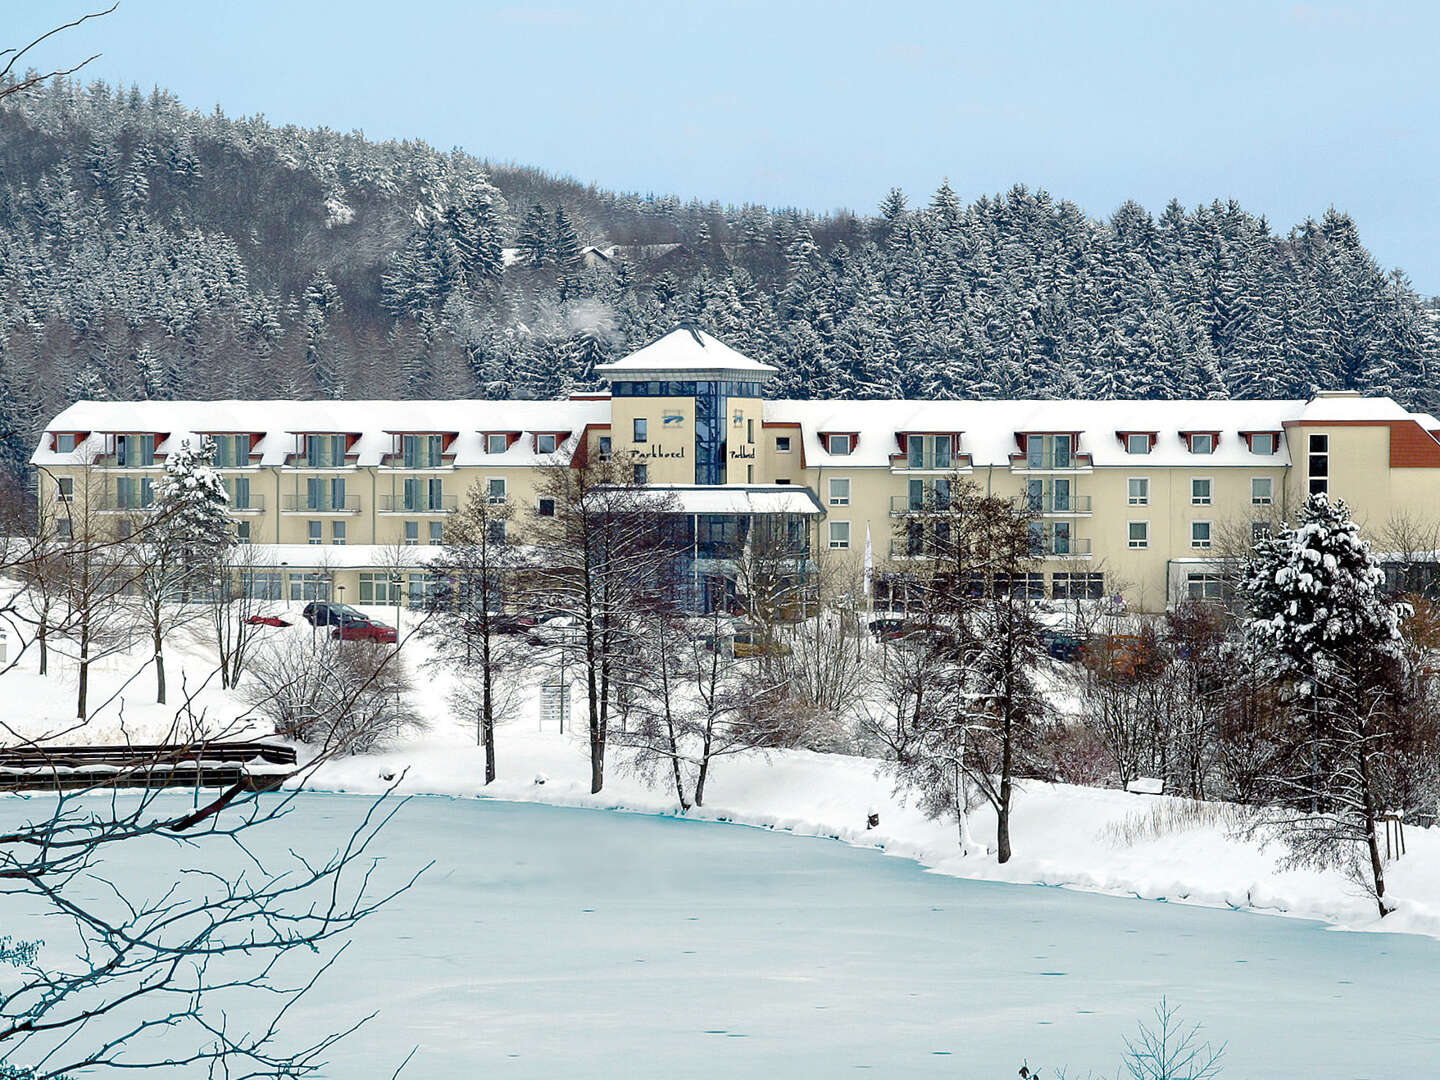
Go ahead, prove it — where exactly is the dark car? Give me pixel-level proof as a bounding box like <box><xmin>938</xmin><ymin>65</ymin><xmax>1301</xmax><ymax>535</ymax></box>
<box><xmin>302</xmin><ymin>601</ymin><xmax>363</xmax><ymax>626</ymax></box>
<box><xmin>868</xmin><ymin>617</ymin><xmax>909</xmax><ymax>642</ymax></box>
<box><xmin>332</xmin><ymin>615</ymin><xmax>398</xmax><ymax>644</ymax></box>
<box><xmin>1040</xmin><ymin>629</ymin><xmax>1085</xmax><ymax>662</ymax></box>
<box><xmin>490</xmin><ymin>612</ymin><xmax>539</xmax><ymax>635</ymax></box>
<box><xmin>245</xmin><ymin>614</ymin><xmax>292</xmax><ymax>628</ymax></box>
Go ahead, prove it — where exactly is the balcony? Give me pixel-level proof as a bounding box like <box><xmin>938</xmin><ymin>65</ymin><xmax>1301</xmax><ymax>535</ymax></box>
<box><xmin>1016</xmin><ymin>494</ymin><xmax>1092</xmax><ymax>516</ymax></box>
<box><xmin>227</xmin><ymin>494</ymin><xmax>265</xmax><ymax>514</ymax></box>
<box><xmin>378</xmin><ymin>494</ymin><xmax>457</xmax><ymax>514</ymax></box>
<box><xmin>96</xmin><ymin>496</ymin><xmax>157</xmax><ymax>514</ymax></box>
<box><xmin>890</xmin><ymin>494</ymin><xmax>953</xmax><ymax>515</ymax></box>
<box><xmin>281</xmin><ymin>494</ymin><xmax>360</xmax><ymax>515</ymax></box>
<box><xmin>1035</xmin><ymin>537</ymin><xmax>1093</xmax><ymax>559</ymax></box>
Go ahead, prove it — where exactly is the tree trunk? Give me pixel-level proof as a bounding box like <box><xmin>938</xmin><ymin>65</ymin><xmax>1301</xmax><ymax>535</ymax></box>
<box><xmin>76</xmin><ymin>612</ymin><xmax>89</xmax><ymax>721</ymax></box>
<box><xmin>154</xmin><ymin>616</ymin><xmax>167</xmax><ymax>705</ymax></box>
<box><xmin>694</xmin><ymin>725</ymin><xmax>714</xmax><ymax>807</ymax></box>
<box><xmin>37</xmin><ymin>617</ymin><xmax>47</xmax><ymax>676</ymax></box>
<box><xmin>997</xmin><ymin>708</ymin><xmax>1015</xmax><ymax>864</ymax></box>
<box><xmin>1356</xmin><ymin>734</ymin><xmax>1389</xmax><ymax>918</ymax></box>
<box><xmin>586</xmin><ymin>633</ymin><xmax>603</xmax><ymax>795</ymax></box>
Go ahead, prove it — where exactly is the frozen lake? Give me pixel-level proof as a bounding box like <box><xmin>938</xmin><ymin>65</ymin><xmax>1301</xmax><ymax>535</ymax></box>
<box><xmin>10</xmin><ymin>793</ymin><xmax>1438</xmax><ymax>1077</ymax></box>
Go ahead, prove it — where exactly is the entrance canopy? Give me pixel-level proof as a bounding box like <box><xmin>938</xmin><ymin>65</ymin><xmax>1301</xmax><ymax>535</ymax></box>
<box><xmin>645</xmin><ymin>484</ymin><xmax>825</xmax><ymax>517</ymax></box>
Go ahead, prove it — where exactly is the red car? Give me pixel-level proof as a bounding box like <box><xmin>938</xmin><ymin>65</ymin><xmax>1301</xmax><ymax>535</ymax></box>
<box><xmin>332</xmin><ymin>616</ymin><xmax>398</xmax><ymax>644</ymax></box>
<box><xmin>246</xmin><ymin>614</ymin><xmax>292</xmax><ymax>627</ymax></box>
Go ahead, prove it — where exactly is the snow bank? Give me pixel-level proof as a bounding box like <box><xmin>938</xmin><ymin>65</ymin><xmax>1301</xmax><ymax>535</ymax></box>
<box><xmin>7</xmin><ymin>596</ymin><xmax>1440</xmax><ymax>940</ymax></box>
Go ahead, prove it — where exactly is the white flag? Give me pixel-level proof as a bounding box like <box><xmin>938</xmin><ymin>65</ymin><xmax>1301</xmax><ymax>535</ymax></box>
<box><xmin>863</xmin><ymin>522</ymin><xmax>873</xmax><ymax>597</ymax></box>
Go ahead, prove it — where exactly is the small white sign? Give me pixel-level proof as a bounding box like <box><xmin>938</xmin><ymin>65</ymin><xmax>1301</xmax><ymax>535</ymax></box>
<box><xmin>539</xmin><ymin>679</ymin><xmax>572</xmax><ymax>733</ymax></box>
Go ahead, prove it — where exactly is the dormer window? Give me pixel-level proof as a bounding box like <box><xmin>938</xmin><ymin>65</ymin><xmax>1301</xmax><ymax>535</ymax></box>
<box><xmin>537</xmin><ymin>433</ymin><xmax>558</xmax><ymax>455</ymax></box>
<box><xmin>1245</xmin><ymin>432</ymin><xmax>1279</xmax><ymax>455</ymax></box>
<box><xmin>209</xmin><ymin>434</ymin><xmax>254</xmax><ymax>468</ymax></box>
<box><xmin>401</xmin><ymin>434</ymin><xmax>446</xmax><ymax>468</ymax></box>
<box><xmin>906</xmin><ymin>434</ymin><xmax>954</xmax><ymax>469</ymax></box>
<box><xmin>115</xmin><ymin>434</ymin><xmax>157</xmax><ymax>468</ymax></box>
<box><xmin>486</xmin><ymin>434</ymin><xmax>509</xmax><ymax>455</ymax></box>
<box><xmin>1121</xmin><ymin>432</ymin><xmax>1156</xmax><ymax>455</ymax></box>
<box><xmin>55</xmin><ymin>433</ymin><xmax>77</xmax><ymax>453</ymax></box>
<box><xmin>1026</xmin><ymin>433</ymin><xmax>1073</xmax><ymax>469</ymax></box>
<box><xmin>827</xmin><ymin>434</ymin><xmax>853</xmax><ymax>456</ymax></box>
<box><xmin>304</xmin><ymin>434</ymin><xmax>348</xmax><ymax>468</ymax></box>
<box><xmin>1184</xmin><ymin>432</ymin><xmax>1217</xmax><ymax>455</ymax></box>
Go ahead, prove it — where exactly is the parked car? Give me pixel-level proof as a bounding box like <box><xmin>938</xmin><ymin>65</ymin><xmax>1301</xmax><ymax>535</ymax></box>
<box><xmin>302</xmin><ymin>601</ymin><xmax>363</xmax><ymax>627</ymax></box>
<box><xmin>526</xmin><ymin>614</ymin><xmax>583</xmax><ymax>646</ymax></box>
<box><xmin>868</xmin><ymin>617</ymin><xmax>909</xmax><ymax>642</ymax></box>
<box><xmin>331</xmin><ymin>615</ymin><xmax>398</xmax><ymax>644</ymax></box>
<box><xmin>1039</xmin><ymin>628</ymin><xmax>1085</xmax><ymax>662</ymax></box>
<box><xmin>245</xmin><ymin>614</ymin><xmax>292</xmax><ymax>628</ymax></box>
<box><xmin>490</xmin><ymin>613</ymin><xmax>539</xmax><ymax>635</ymax></box>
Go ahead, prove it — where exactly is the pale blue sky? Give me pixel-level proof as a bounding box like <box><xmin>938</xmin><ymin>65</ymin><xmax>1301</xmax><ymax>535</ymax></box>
<box><xmin>15</xmin><ymin>1</ymin><xmax>1440</xmax><ymax>293</ymax></box>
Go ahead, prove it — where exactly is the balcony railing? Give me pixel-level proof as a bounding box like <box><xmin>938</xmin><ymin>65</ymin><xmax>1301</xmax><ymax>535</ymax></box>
<box><xmin>281</xmin><ymin>494</ymin><xmax>360</xmax><ymax>514</ymax></box>
<box><xmin>97</xmin><ymin>496</ymin><xmax>157</xmax><ymax>513</ymax></box>
<box><xmin>227</xmin><ymin>494</ymin><xmax>265</xmax><ymax>514</ymax></box>
<box><xmin>1035</xmin><ymin>537</ymin><xmax>1093</xmax><ymax>558</ymax></box>
<box><xmin>378</xmin><ymin>494</ymin><xmax>457</xmax><ymax>514</ymax></box>
<box><xmin>1017</xmin><ymin>494</ymin><xmax>1092</xmax><ymax>515</ymax></box>
<box><xmin>890</xmin><ymin>494</ymin><xmax>953</xmax><ymax>515</ymax></box>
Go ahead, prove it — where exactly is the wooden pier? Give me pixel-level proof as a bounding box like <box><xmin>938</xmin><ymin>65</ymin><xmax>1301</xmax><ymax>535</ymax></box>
<box><xmin>0</xmin><ymin>742</ymin><xmax>297</xmax><ymax>793</ymax></box>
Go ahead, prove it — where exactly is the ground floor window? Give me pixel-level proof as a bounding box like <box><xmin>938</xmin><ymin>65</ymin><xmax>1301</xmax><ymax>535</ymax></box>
<box><xmin>408</xmin><ymin>572</ymin><xmax>442</xmax><ymax>608</ymax></box>
<box><xmin>359</xmin><ymin>571</ymin><xmax>403</xmax><ymax>605</ymax></box>
<box><xmin>1186</xmin><ymin>573</ymin><xmax>1225</xmax><ymax>601</ymax></box>
<box><xmin>1052</xmin><ymin>572</ymin><xmax>1104</xmax><ymax>600</ymax></box>
<box><xmin>243</xmin><ymin>571</ymin><xmax>282</xmax><ymax>600</ymax></box>
<box><xmin>288</xmin><ymin>573</ymin><xmax>330</xmax><ymax>602</ymax></box>
<box><xmin>995</xmin><ymin>573</ymin><xmax>1046</xmax><ymax>599</ymax></box>
<box><xmin>829</xmin><ymin>521</ymin><xmax>850</xmax><ymax>549</ymax></box>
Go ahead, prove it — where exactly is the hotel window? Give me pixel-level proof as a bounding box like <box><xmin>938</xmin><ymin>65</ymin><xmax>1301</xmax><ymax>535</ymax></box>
<box><xmin>331</xmin><ymin>520</ymin><xmax>346</xmax><ymax>546</ymax></box>
<box><xmin>486</xmin><ymin>477</ymin><xmax>506</xmax><ymax>504</ymax></box>
<box><xmin>1250</xmin><ymin>432</ymin><xmax>1276</xmax><ymax>455</ymax></box>
<box><xmin>228</xmin><ymin>476</ymin><xmax>251</xmax><ymax>510</ymax></box>
<box><xmin>747</xmin><ymin>418</ymin><xmax>755</xmax><ymax>443</ymax></box>
<box><xmin>828</xmin><ymin>477</ymin><xmax>850</xmax><ymax>506</ymax></box>
<box><xmin>402</xmin><ymin>434</ymin><xmax>444</xmax><ymax>468</ymax></box>
<box><xmin>1309</xmin><ymin>433</ymin><xmax>1329</xmax><ymax>494</ymax></box>
<box><xmin>1188</xmin><ymin>433</ymin><xmax>1215</xmax><ymax>455</ymax></box>
<box><xmin>1252</xmin><ymin>521</ymin><xmax>1273</xmax><ymax>542</ymax></box>
<box><xmin>404</xmin><ymin>521</ymin><xmax>419</xmax><ymax>546</ymax></box>
<box><xmin>775</xmin><ymin>435</ymin><xmax>791</xmax><ymax>453</ymax></box>
<box><xmin>828</xmin><ymin>521</ymin><xmax>851</xmax><ymax>549</ymax></box>
<box><xmin>213</xmin><ymin>434</ymin><xmax>251</xmax><ymax>468</ymax></box>
<box><xmin>359</xmin><ymin>572</ymin><xmax>397</xmax><ymax>605</ymax></box>
<box><xmin>243</xmin><ymin>571</ymin><xmax>281</xmax><ymax>600</ymax></box>
<box><xmin>1191</xmin><ymin>520</ymin><xmax>1212</xmax><ymax>548</ymax></box>
<box><xmin>1126</xmin><ymin>434</ymin><xmax>1151</xmax><ymax>455</ymax></box>
<box><xmin>633</xmin><ymin>463</ymin><xmax>648</xmax><ymax>484</ymax></box>
<box><xmin>307</xmin><ymin>520</ymin><xmax>322</xmax><ymax>545</ymax></box>
<box><xmin>1191</xmin><ymin>478</ymin><xmax>1212</xmax><ymax>506</ymax></box>
<box><xmin>58</xmin><ymin>517</ymin><xmax>72</xmax><ymax>540</ymax></box>
<box><xmin>1128</xmin><ymin>521</ymin><xmax>1149</xmax><ymax>549</ymax></box>
<box><xmin>235</xmin><ymin>521</ymin><xmax>251</xmax><ymax>544</ymax></box>
<box><xmin>305</xmin><ymin>434</ymin><xmax>346</xmax><ymax>468</ymax></box>
<box><xmin>55</xmin><ymin>433</ymin><xmax>77</xmax><ymax>453</ymax></box>
<box><xmin>56</xmin><ymin>476</ymin><xmax>73</xmax><ymax>501</ymax></box>
<box><xmin>486</xmin><ymin>434</ymin><xmax>508</xmax><ymax>455</ymax></box>
<box><xmin>429</xmin><ymin>521</ymin><xmax>444</xmax><ymax>545</ymax></box>
<box><xmin>598</xmin><ymin>436</ymin><xmax>612</xmax><ymax>459</ymax></box>
<box><xmin>1187</xmin><ymin>573</ymin><xmax>1225</xmax><ymax>601</ymax></box>
<box><xmin>117</xmin><ymin>517</ymin><xmax>133</xmax><ymax>541</ymax></box>
<box><xmin>1027</xmin><ymin>433</ymin><xmax>1072</xmax><ymax>469</ymax></box>
<box><xmin>1252</xmin><ymin>477</ymin><xmax>1273</xmax><ymax>505</ymax></box>
<box><xmin>1053</xmin><ymin>572</ymin><xmax>1105</xmax><ymax>600</ymax></box>
<box><xmin>537</xmin><ymin>433</ymin><xmax>558</xmax><ymax>454</ymax></box>
<box><xmin>633</xmin><ymin>418</ymin><xmax>648</xmax><ymax>443</ymax></box>
<box><xmin>487</xmin><ymin>520</ymin><xmax>505</xmax><ymax>545</ymax></box>
<box><xmin>289</xmin><ymin>573</ymin><xmax>330</xmax><ymax>602</ymax></box>
<box><xmin>828</xmin><ymin>434</ymin><xmax>852</xmax><ymax>456</ymax></box>
<box><xmin>1127</xmin><ymin>477</ymin><xmax>1149</xmax><ymax>506</ymax></box>
<box><xmin>115</xmin><ymin>433</ymin><xmax>156</xmax><ymax>468</ymax></box>
<box><xmin>537</xmin><ymin>498</ymin><xmax>556</xmax><ymax>517</ymax></box>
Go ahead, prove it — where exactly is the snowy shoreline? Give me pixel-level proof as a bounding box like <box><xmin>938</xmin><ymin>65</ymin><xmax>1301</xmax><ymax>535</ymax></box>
<box><xmin>295</xmin><ymin>733</ymin><xmax>1440</xmax><ymax>943</ymax></box>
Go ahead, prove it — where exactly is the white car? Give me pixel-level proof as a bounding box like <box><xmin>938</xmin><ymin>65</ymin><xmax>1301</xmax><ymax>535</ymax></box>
<box><xmin>525</xmin><ymin>614</ymin><xmax>583</xmax><ymax>646</ymax></box>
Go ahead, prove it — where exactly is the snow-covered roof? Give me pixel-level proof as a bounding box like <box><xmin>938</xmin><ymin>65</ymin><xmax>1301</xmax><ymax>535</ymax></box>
<box><xmin>1293</xmin><ymin>393</ymin><xmax>1415</xmax><ymax>423</ymax></box>
<box><xmin>765</xmin><ymin>398</ymin><xmax>1313</xmax><ymax>468</ymax></box>
<box><xmin>594</xmin><ymin>326</ymin><xmax>778</xmax><ymax>380</ymax></box>
<box><xmin>32</xmin><ymin>400</ymin><xmax>610</xmax><ymax>469</ymax></box>
<box><xmin>226</xmin><ymin>544</ymin><xmax>447</xmax><ymax>570</ymax></box>
<box><xmin>642</xmin><ymin>484</ymin><xmax>825</xmax><ymax>516</ymax></box>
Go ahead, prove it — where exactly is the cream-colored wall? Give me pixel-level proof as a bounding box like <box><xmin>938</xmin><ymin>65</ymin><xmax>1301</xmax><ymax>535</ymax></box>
<box><xmin>36</xmin><ymin>419</ymin><xmax>1440</xmax><ymax>613</ymax></box>
<box><xmin>606</xmin><ymin>395</ymin><xmax>696</xmax><ymax>484</ymax></box>
<box><xmin>724</xmin><ymin>398</ymin><xmax>765</xmax><ymax>484</ymax></box>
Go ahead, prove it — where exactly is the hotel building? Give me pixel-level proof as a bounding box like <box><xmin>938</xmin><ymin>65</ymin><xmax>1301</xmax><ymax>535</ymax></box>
<box><xmin>31</xmin><ymin>326</ymin><xmax>1440</xmax><ymax>612</ymax></box>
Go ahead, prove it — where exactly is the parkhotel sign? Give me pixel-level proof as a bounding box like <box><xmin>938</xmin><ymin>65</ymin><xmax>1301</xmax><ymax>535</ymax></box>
<box><xmin>630</xmin><ymin>444</ymin><xmax>687</xmax><ymax>459</ymax></box>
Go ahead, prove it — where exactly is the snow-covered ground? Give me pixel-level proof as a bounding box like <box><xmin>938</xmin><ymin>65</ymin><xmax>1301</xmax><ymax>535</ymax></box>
<box><xmin>7</xmin><ymin>600</ymin><xmax>1440</xmax><ymax>940</ymax></box>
